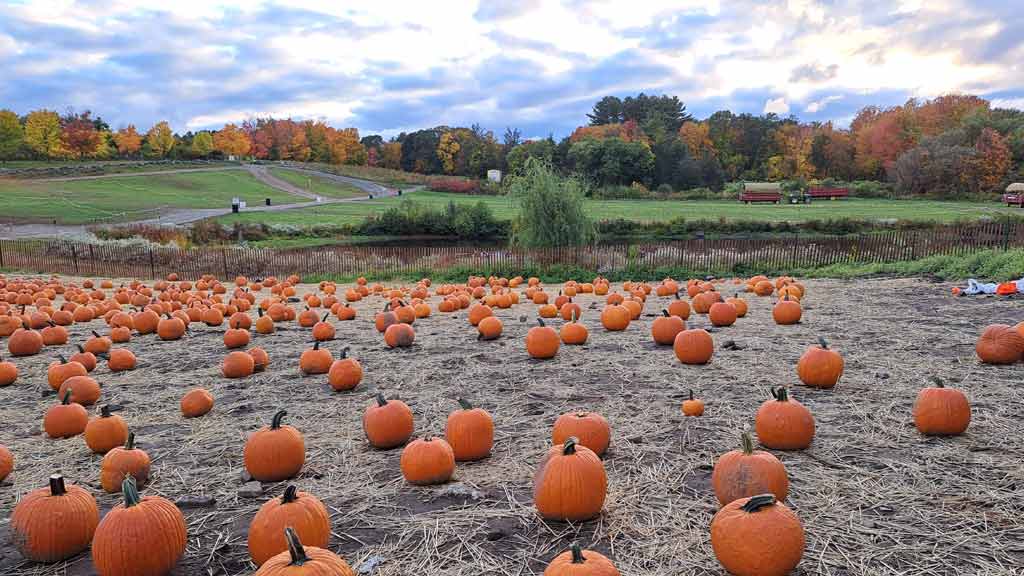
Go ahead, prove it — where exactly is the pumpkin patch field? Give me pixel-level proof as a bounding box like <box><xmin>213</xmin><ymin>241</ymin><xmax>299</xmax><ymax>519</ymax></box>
<box><xmin>0</xmin><ymin>272</ymin><xmax>1022</xmax><ymax>575</ymax></box>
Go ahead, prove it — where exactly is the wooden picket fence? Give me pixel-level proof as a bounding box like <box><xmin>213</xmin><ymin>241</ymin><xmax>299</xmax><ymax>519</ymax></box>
<box><xmin>1</xmin><ymin>222</ymin><xmax>1021</xmax><ymax>280</ymax></box>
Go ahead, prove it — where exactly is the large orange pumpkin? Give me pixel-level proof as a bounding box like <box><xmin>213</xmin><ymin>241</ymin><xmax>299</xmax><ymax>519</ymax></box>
<box><xmin>975</xmin><ymin>324</ymin><xmax>1024</xmax><ymax>364</ymax></box>
<box><xmin>11</xmin><ymin>474</ymin><xmax>99</xmax><ymax>563</ymax></box>
<box><xmin>796</xmin><ymin>337</ymin><xmax>844</xmax><ymax>388</ymax></box>
<box><xmin>534</xmin><ymin>438</ymin><xmax>607</xmax><ymax>522</ymax></box>
<box><xmin>445</xmin><ymin>398</ymin><xmax>494</xmax><ymax>461</ymax></box>
<box><xmin>543</xmin><ymin>542</ymin><xmax>620</xmax><ymax>576</ymax></box>
<box><xmin>363</xmin><ymin>393</ymin><xmax>414</xmax><ymax>449</ymax></box>
<box><xmin>710</xmin><ymin>494</ymin><xmax>804</xmax><ymax>576</ymax></box>
<box><xmin>299</xmin><ymin>342</ymin><xmax>333</xmax><ymax>374</ymax></box>
<box><xmin>772</xmin><ymin>295</ymin><xmax>802</xmax><ymax>325</ymax></box>
<box><xmin>244</xmin><ymin>410</ymin><xmax>306</xmax><ymax>482</ymax></box>
<box><xmin>8</xmin><ymin>327</ymin><xmax>43</xmax><ymax>356</ymax></box>
<box><xmin>526</xmin><ymin>318</ymin><xmax>560</xmax><ymax>359</ymax></box>
<box><xmin>551</xmin><ymin>412</ymin><xmax>611</xmax><ymax>457</ymax></box>
<box><xmin>708</xmin><ymin>301</ymin><xmax>737</xmax><ymax>327</ymax></box>
<box><xmin>711</xmin><ymin>432</ymin><xmax>789</xmax><ymax>506</ymax></box>
<box><xmin>400</xmin><ymin>437</ymin><xmax>455</xmax><ymax>485</ymax></box>
<box><xmin>92</xmin><ymin>477</ymin><xmax>187</xmax><ymax>576</ymax></box>
<box><xmin>253</xmin><ymin>528</ymin><xmax>355</xmax><ymax>576</ymax></box>
<box><xmin>913</xmin><ymin>378</ymin><xmax>970</xmax><ymax>436</ymax></box>
<box><xmin>599</xmin><ymin>305</ymin><xmax>630</xmax><ymax>331</ymax></box>
<box><xmin>755</xmin><ymin>387</ymin><xmax>815</xmax><ymax>450</ymax></box>
<box><xmin>673</xmin><ymin>328</ymin><xmax>714</xmax><ymax>364</ymax></box>
<box><xmin>248</xmin><ymin>485</ymin><xmax>331</xmax><ymax>566</ymax></box>
<box><xmin>651</xmin><ymin>310</ymin><xmax>685</xmax><ymax>345</ymax></box>
<box><xmin>328</xmin><ymin>348</ymin><xmax>363</xmax><ymax>391</ymax></box>
<box><xmin>384</xmin><ymin>323</ymin><xmax>416</xmax><ymax>348</ymax></box>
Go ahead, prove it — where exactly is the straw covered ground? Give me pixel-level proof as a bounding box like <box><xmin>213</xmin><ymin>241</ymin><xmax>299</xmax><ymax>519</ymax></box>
<box><xmin>1</xmin><ymin>276</ymin><xmax>1023</xmax><ymax>575</ymax></box>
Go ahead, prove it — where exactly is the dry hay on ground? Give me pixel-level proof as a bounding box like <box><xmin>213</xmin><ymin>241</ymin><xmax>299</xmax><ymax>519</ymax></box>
<box><xmin>1</xmin><ymin>276</ymin><xmax>1023</xmax><ymax>575</ymax></box>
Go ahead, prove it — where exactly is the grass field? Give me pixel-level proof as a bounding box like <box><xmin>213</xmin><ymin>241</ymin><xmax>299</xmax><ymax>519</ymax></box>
<box><xmin>217</xmin><ymin>190</ymin><xmax>1022</xmax><ymax>227</ymax></box>
<box><xmin>0</xmin><ymin>159</ymin><xmax>235</xmax><ymax>174</ymax></box>
<box><xmin>268</xmin><ymin>168</ymin><xmax>366</xmax><ymax>199</ymax></box>
<box><xmin>0</xmin><ymin>170</ymin><xmax>303</xmax><ymax>224</ymax></box>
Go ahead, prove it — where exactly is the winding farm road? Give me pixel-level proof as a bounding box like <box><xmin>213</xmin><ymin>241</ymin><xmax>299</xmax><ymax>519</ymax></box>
<box><xmin>0</xmin><ymin>164</ymin><xmax>403</xmax><ymax>239</ymax></box>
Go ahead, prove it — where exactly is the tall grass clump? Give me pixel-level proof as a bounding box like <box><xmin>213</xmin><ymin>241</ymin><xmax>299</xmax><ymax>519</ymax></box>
<box><xmin>508</xmin><ymin>157</ymin><xmax>596</xmax><ymax>248</ymax></box>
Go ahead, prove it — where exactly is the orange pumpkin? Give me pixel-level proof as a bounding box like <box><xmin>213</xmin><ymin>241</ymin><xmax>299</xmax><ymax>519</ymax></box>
<box><xmin>468</xmin><ymin>304</ymin><xmax>493</xmax><ymax>326</ymax></box>
<box><xmin>58</xmin><ymin>375</ymin><xmax>101</xmax><ymax>406</ymax></box>
<box><xmin>0</xmin><ymin>352</ymin><xmax>16</xmax><ymax>386</ymax></box>
<box><xmin>44</xmin><ymin>389</ymin><xmax>89</xmax><ymax>438</ymax></box>
<box><xmin>384</xmin><ymin>323</ymin><xmax>416</xmax><ymax>348</ymax></box>
<box><xmin>681</xmin><ymin>390</ymin><xmax>704</xmax><ymax>416</ymax></box>
<box><xmin>552</xmin><ymin>412</ymin><xmax>610</xmax><ymax>457</ymax></box>
<box><xmin>328</xmin><ymin>348</ymin><xmax>363</xmax><ymax>391</ymax></box>
<box><xmin>363</xmin><ymin>394</ymin><xmax>414</xmax><ymax>449</ymax></box>
<box><xmin>299</xmin><ymin>342</ymin><xmax>333</xmax><ymax>374</ymax></box>
<box><xmin>181</xmin><ymin>388</ymin><xmax>214</xmax><ymax>418</ymax></box>
<box><xmin>651</xmin><ymin>310</ymin><xmax>685</xmax><ymax>345</ymax></box>
<box><xmin>100</xmin><ymin>431</ymin><xmax>151</xmax><ymax>493</ymax></box>
<box><xmin>84</xmin><ymin>405</ymin><xmax>128</xmax><ymax>454</ymax></box>
<box><xmin>708</xmin><ymin>301</ymin><xmax>737</xmax><ymax>327</ymax></box>
<box><xmin>47</xmin><ymin>355</ymin><xmax>87</xmax><ymax>390</ymax></box>
<box><xmin>8</xmin><ymin>327</ymin><xmax>43</xmax><ymax>356</ymax></box>
<box><xmin>244</xmin><ymin>410</ymin><xmax>306</xmax><ymax>482</ymax></box>
<box><xmin>223</xmin><ymin>350</ymin><xmax>256</xmax><ymax>378</ymax></box>
<box><xmin>913</xmin><ymin>378</ymin><xmax>970</xmax><ymax>436</ymax></box>
<box><xmin>543</xmin><ymin>542</ymin><xmax>620</xmax><ymax>576</ymax></box>
<box><xmin>710</xmin><ymin>494</ymin><xmax>804</xmax><ymax>576</ymax></box>
<box><xmin>249</xmin><ymin>346</ymin><xmax>270</xmax><ymax>372</ymax></box>
<box><xmin>253</xmin><ymin>528</ymin><xmax>355</xmax><ymax>576</ymax></box>
<box><xmin>107</xmin><ymin>348</ymin><xmax>136</xmax><ymax>372</ymax></box>
<box><xmin>445</xmin><ymin>399</ymin><xmax>494</xmax><ymax>462</ymax></box>
<box><xmin>560</xmin><ymin>310</ymin><xmax>588</xmax><ymax>345</ymax></box>
<box><xmin>673</xmin><ymin>328</ymin><xmax>714</xmax><ymax>364</ymax></box>
<box><xmin>726</xmin><ymin>294</ymin><xmax>748</xmax><ymax>317</ymax></box>
<box><xmin>667</xmin><ymin>293</ymin><xmax>690</xmax><ymax>319</ymax></box>
<box><xmin>477</xmin><ymin>315</ymin><xmax>503</xmax><ymax>341</ymax></box>
<box><xmin>11</xmin><ymin>475</ymin><xmax>99</xmax><ymax>563</ymax></box>
<box><xmin>796</xmin><ymin>337</ymin><xmax>844</xmax><ymax>388</ymax></box>
<box><xmin>0</xmin><ymin>444</ymin><xmax>12</xmax><ymax>482</ymax></box>
<box><xmin>92</xmin><ymin>477</ymin><xmax>187</xmax><ymax>576</ymax></box>
<box><xmin>755</xmin><ymin>387</ymin><xmax>815</xmax><ymax>450</ymax></box>
<box><xmin>975</xmin><ymin>324</ymin><xmax>1024</xmax><ymax>364</ymax></box>
<box><xmin>534</xmin><ymin>438</ymin><xmax>607</xmax><ymax>522</ymax></box>
<box><xmin>248</xmin><ymin>485</ymin><xmax>331</xmax><ymax>566</ymax></box>
<box><xmin>772</xmin><ymin>294</ymin><xmax>802</xmax><ymax>325</ymax></box>
<box><xmin>400</xmin><ymin>437</ymin><xmax>455</xmax><ymax>485</ymax></box>
<box><xmin>712</xmin><ymin>432</ymin><xmax>789</xmax><ymax>505</ymax></box>
<box><xmin>526</xmin><ymin>318</ymin><xmax>560</xmax><ymax>359</ymax></box>
<box><xmin>600</xmin><ymin>305</ymin><xmax>630</xmax><ymax>331</ymax></box>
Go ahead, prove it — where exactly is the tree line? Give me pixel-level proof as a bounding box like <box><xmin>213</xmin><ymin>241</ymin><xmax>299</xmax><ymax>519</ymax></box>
<box><xmin>1</xmin><ymin>92</ymin><xmax>1022</xmax><ymax>197</ymax></box>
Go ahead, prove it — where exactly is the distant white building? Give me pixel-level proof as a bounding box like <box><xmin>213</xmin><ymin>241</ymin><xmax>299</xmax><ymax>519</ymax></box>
<box><xmin>487</xmin><ymin>169</ymin><xmax>502</xmax><ymax>183</ymax></box>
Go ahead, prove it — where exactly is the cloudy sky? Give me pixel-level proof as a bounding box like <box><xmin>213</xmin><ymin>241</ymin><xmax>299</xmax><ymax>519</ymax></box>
<box><xmin>1</xmin><ymin>0</ymin><xmax>1022</xmax><ymax>138</ymax></box>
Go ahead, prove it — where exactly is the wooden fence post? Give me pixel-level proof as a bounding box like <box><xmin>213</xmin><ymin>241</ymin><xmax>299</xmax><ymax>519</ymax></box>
<box><xmin>221</xmin><ymin>249</ymin><xmax>228</xmax><ymax>278</ymax></box>
<box><xmin>149</xmin><ymin>248</ymin><xmax>156</xmax><ymax>279</ymax></box>
<box><xmin>71</xmin><ymin>243</ymin><xmax>79</xmax><ymax>275</ymax></box>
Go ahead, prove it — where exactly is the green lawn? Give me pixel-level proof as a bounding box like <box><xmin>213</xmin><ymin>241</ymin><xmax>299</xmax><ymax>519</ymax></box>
<box><xmin>217</xmin><ymin>191</ymin><xmax>1022</xmax><ymax>227</ymax></box>
<box><xmin>0</xmin><ymin>170</ymin><xmax>303</xmax><ymax>224</ymax></box>
<box><xmin>0</xmin><ymin>160</ymin><xmax>236</xmax><ymax>174</ymax></box>
<box><xmin>268</xmin><ymin>168</ymin><xmax>366</xmax><ymax>199</ymax></box>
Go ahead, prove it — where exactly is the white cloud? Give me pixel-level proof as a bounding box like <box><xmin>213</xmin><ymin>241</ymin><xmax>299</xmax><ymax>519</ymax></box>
<box><xmin>991</xmin><ymin>98</ymin><xmax>1024</xmax><ymax>110</ymax></box>
<box><xmin>805</xmin><ymin>95</ymin><xmax>843</xmax><ymax>113</ymax></box>
<box><xmin>763</xmin><ymin>97</ymin><xmax>790</xmax><ymax>115</ymax></box>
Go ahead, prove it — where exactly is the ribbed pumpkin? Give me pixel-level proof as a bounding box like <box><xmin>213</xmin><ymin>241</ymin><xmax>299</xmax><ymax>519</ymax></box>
<box><xmin>8</xmin><ymin>327</ymin><xmax>43</xmax><ymax>356</ymax></box>
<box><xmin>44</xmin><ymin>389</ymin><xmax>89</xmax><ymax>438</ymax></box>
<box><xmin>477</xmin><ymin>315</ymin><xmax>503</xmax><ymax>340</ymax></box>
<box><xmin>0</xmin><ymin>352</ymin><xmax>18</xmax><ymax>386</ymax></box>
<box><xmin>245</xmin><ymin>410</ymin><xmax>306</xmax><ymax>482</ymax></box>
<box><xmin>0</xmin><ymin>444</ymin><xmax>11</xmax><ymax>481</ymax></box>
<box><xmin>312</xmin><ymin>313</ymin><xmax>335</xmax><ymax>341</ymax></box>
<box><xmin>975</xmin><ymin>324</ymin><xmax>1024</xmax><ymax>364</ymax></box>
<box><xmin>651</xmin><ymin>310</ymin><xmax>685</xmax><ymax>345</ymax></box>
<box><xmin>681</xmin><ymin>390</ymin><xmax>705</xmax><ymax>416</ymax></box>
<box><xmin>249</xmin><ymin>346</ymin><xmax>270</xmax><ymax>372</ymax></box>
<box><xmin>84</xmin><ymin>330</ymin><xmax>112</xmax><ymax>355</ymax></box>
<box><xmin>254</xmin><ymin>528</ymin><xmax>355</xmax><ymax>576</ymax></box>
<box><xmin>712</xmin><ymin>432</ymin><xmax>789</xmax><ymax>505</ymax></box>
<box><xmin>100</xmin><ymin>431</ymin><xmax>151</xmax><ymax>492</ymax></box>
<box><xmin>552</xmin><ymin>412</ymin><xmax>611</xmax><ymax>456</ymax></box>
<box><xmin>711</xmin><ymin>494</ymin><xmax>804</xmax><ymax>576</ymax></box>
<box><xmin>796</xmin><ymin>337</ymin><xmax>844</xmax><ymax>388</ymax></box>
<box><xmin>107</xmin><ymin>348</ymin><xmax>136</xmax><ymax>372</ymax></box>
<box><xmin>543</xmin><ymin>542</ymin><xmax>620</xmax><ymax>576</ymax></box>
<box><xmin>299</xmin><ymin>342</ymin><xmax>333</xmax><ymax>374</ymax></box>
<box><xmin>92</xmin><ymin>477</ymin><xmax>187</xmax><ymax>576</ymax></box>
<box><xmin>384</xmin><ymin>323</ymin><xmax>415</xmax><ymax>348</ymax></box>
<box><xmin>534</xmin><ymin>438</ymin><xmax>607</xmax><ymax>522</ymax></box>
<box><xmin>445</xmin><ymin>398</ymin><xmax>494</xmax><ymax>461</ymax></box>
<box><xmin>709</xmin><ymin>301</ymin><xmax>737</xmax><ymax>327</ymax></box>
<box><xmin>248</xmin><ymin>485</ymin><xmax>331</xmax><ymax>566</ymax></box>
<box><xmin>600</xmin><ymin>305</ymin><xmax>630</xmax><ymax>331</ymax></box>
<box><xmin>772</xmin><ymin>294</ymin><xmax>802</xmax><ymax>325</ymax></box>
<box><xmin>41</xmin><ymin>322</ymin><xmax>69</xmax><ymax>345</ymax></box>
<box><xmin>526</xmin><ymin>318</ymin><xmax>560</xmax><ymax>359</ymax></box>
<box><xmin>328</xmin><ymin>348</ymin><xmax>363</xmax><ymax>391</ymax></box>
<box><xmin>363</xmin><ymin>393</ymin><xmax>414</xmax><ymax>449</ymax></box>
<box><xmin>400</xmin><ymin>437</ymin><xmax>455</xmax><ymax>485</ymax></box>
<box><xmin>755</xmin><ymin>387</ymin><xmax>815</xmax><ymax>450</ymax></box>
<box><xmin>468</xmin><ymin>304</ymin><xmax>492</xmax><ymax>326</ymax></box>
<box><xmin>180</xmin><ymin>388</ymin><xmax>214</xmax><ymax>418</ymax></box>
<box><xmin>47</xmin><ymin>355</ymin><xmax>87</xmax><ymax>390</ymax></box>
<box><xmin>84</xmin><ymin>405</ymin><xmax>129</xmax><ymax>454</ymax></box>
<box><xmin>673</xmin><ymin>328</ymin><xmax>714</xmax><ymax>364</ymax></box>
<box><xmin>560</xmin><ymin>310</ymin><xmax>589</xmax><ymax>345</ymax></box>
<box><xmin>726</xmin><ymin>294</ymin><xmax>748</xmax><ymax>317</ymax></box>
<box><xmin>913</xmin><ymin>378</ymin><xmax>970</xmax><ymax>436</ymax></box>
<box><xmin>11</xmin><ymin>475</ymin><xmax>99</xmax><ymax>563</ymax></box>
<box><xmin>223</xmin><ymin>350</ymin><xmax>256</xmax><ymax>378</ymax></box>
<box><xmin>70</xmin><ymin>344</ymin><xmax>97</xmax><ymax>372</ymax></box>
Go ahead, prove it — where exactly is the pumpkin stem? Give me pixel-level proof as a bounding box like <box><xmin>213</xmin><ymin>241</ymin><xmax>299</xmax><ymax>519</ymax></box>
<box><xmin>321</xmin><ymin>312</ymin><xmax>329</xmax><ymax>322</ymax></box>
<box><xmin>563</xmin><ymin>437</ymin><xmax>578</xmax><ymax>455</ymax></box>
<box><xmin>570</xmin><ymin>542</ymin><xmax>586</xmax><ymax>564</ymax></box>
<box><xmin>271</xmin><ymin>410</ymin><xmax>288</xmax><ymax>429</ymax></box>
<box><xmin>58</xmin><ymin>354</ymin><xmax>67</xmax><ymax>364</ymax></box>
<box><xmin>773</xmin><ymin>387</ymin><xmax>789</xmax><ymax>402</ymax></box>
<box><xmin>121</xmin><ymin>476</ymin><xmax>141</xmax><ymax>507</ymax></box>
<box><xmin>383</xmin><ymin>302</ymin><xmax>391</xmax><ymax>312</ymax></box>
<box><xmin>931</xmin><ymin>376</ymin><xmax>945</xmax><ymax>388</ymax></box>
<box><xmin>457</xmin><ymin>398</ymin><xmax>473</xmax><ymax>410</ymax></box>
<box><xmin>281</xmin><ymin>485</ymin><xmax>299</xmax><ymax>504</ymax></box>
<box><xmin>740</xmin><ymin>431</ymin><xmax>755</xmax><ymax>454</ymax></box>
<box><xmin>49</xmin><ymin>474</ymin><xmax>66</xmax><ymax>496</ymax></box>
<box><xmin>662</xmin><ymin>309</ymin><xmax>670</xmax><ymax>317</ymax></box>
<box><xmin>340</xmin><ymin>346</ymin><xmax>349</xmax><ymax>359</ymax></box>
<box><xmin>76</xmin><ymin>344</ymin><xmax>86</xmax><ymax>354</ymax></box>
<box><xmin>125</xmin><ymin>431</ymin><xmax>135</xmax><ymax>450</ymax></box>
<box><xmin>257</xmin><ymin>308</ymin><xmax>263</xmax><ymax>317</ymax></box>
<box><xmin>571</xmin><ymin>309</ymin><xmax>577</xmax><ymax>323</ymax></box>
<box><xmin>688</xmin><ymin>389</ymin><xmax>695</xmax><ymax>401</ymax></box>
<box><xmin>674</xmin><ymin>291</ymin><xmax>680</xmax><ymax>299</ymax></box>
<box><xmin>537</xmin><ymin>318</ymin><xmax>545</xmax><ymax>327</ymax></box>
<box><xmin>818</xmin><ymin>337</ymin><xmax>829</xmax><ymax>349</ymax></box>
<box><xmin>61</xmin><ymin>389</ymin><xmax>72</xmax><ymax>405</ymax></box>
<box><xmin>375</xmin><ymin>393</ymin><xmax>388</xmax><ymax>407</ymax></box>
<box><xmin>92</xmin><ymin>330</ymin><xmax>101</xmax><ymax>338</ymax></box>
<box><xmin>284</xmin><ymin>527</ymin><xmax>309</xmax><ymax>566</ymax></box>
<box><xmin>100</xmin><ymin>405</ymin><xmax>112</xmax><ymax>418</ymax></box>
<box><xmin>740</xmin><ymin>493</ymin><xmax>777</xmax><ymax>513</ymax></box>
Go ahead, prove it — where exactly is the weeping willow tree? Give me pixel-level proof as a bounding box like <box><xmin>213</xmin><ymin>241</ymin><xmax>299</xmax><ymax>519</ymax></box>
<box><xmin>508</xmin><ymin>157</ymin><xmax>597</xmax><ymax>247</ymax></box>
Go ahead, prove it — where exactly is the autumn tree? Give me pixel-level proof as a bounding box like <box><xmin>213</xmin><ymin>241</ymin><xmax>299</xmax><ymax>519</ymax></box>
<box><xmin>213</xmin><ymin>123</ymin><xmax>251</xmax><ymax>158</ymax></box>
<box><xmin>191</xmin><ymin>131</ymin><xmax>214</xmax><ymax>157</ymax></box>
<box><xmin>678</xmin><ymin>121</ymin><xmax>716</xmax><ymax>159</ymax></box>
<box><xmin>145</xmin><ymin>121</ymin><xmax>175</xmax><ymax>158</ymax></box>
<box><xmin>24</xmin><ymin>110</ymin><xmax>64</xmax><ymax>159</ymax></box>
<box><xmin>61</xmin><ymin>111</ymin><xmax>101</xmax><ymax>159</ymax></box>
<box><xmin>809</xmin><ymin>124</ymin><xmax>856</xmax><ymax>180</ymax></box>
<box><xmin>114</xmin><ymin>125</ymin><xmax>142</xmax><ymax>157</ymax></box>
<box><xmin>0</xmin><ymin>110</ymin><xmax>24</xmax><ymax>159</ymax></box>
<box><xmin>288</xmin><ymin>130</ymin><xmax>311</xmax><ymax>162</ymax></box>
<box><xmin>380</xmin><ymin>141</ymin><xmax>402</xmax><ymax>169</ymax></box>
<box><xmin>436</xmin><ymin>131</ymin><xmax>461</xmax><ymax>174</ymax></box>
<box><xmin>973</xmin><ymin>128</ymin><xmax>1011</xmax><ymax>192</ymax></box>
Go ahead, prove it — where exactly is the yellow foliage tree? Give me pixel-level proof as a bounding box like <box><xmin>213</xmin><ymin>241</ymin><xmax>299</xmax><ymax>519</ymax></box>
<box><xmin>437</xmin><ymin>132</ymin><xmax>461</xmax><ymax>174</ymax></box>
<box><xmin>145</xmin><ymin>121</ymin><xmax>176</xmax><ymax>157</ymax></box>
<box><xmin>114</xmin><ymin>125</ymin><xmax>142</xmax><ymax>157</ymax></box>
<box><xmin>24</xmin><ymin>110</ymin><xmax>64</xmax><ymax>158</ymax></box>
<box><xmin>678</xmin><ymin>121</ymin><xmax>716</xmax><ymax>159</ymax></box>
<box><xmin>213</xmin><ymin>123</ymin><xmax>251</xmax><ymax>158</ymax></box>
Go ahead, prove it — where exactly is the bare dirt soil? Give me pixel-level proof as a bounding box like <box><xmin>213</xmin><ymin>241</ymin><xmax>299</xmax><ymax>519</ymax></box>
<box><xmin>1</xmin><ymin>276</ymin><xmax>1022</xmax><ymax>575</ymax></box>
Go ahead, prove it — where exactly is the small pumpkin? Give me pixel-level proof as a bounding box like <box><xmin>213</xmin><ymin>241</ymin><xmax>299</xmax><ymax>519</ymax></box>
<box><xmin>363</xmin><ymin>393</ymin><xmax>414</xmax><ymax>449</ymax></box>
<box><xmin>468</xmin><ymin>304</ymin><xmax>493</xmax><ymax>326</ymax></box>
<box><xmin>41</xmin><ymin>322</ymin><xmax>69</xmax><ymax>345</ymax></box>
<box><xmin>534</xmin><ymin>437</ymin><xmax>607</xmax><ymax>522</ymax></box>
<box><xmin>681</xmin><ymin>390</ymin><xmax>704</xmax><ymax>416</ymax></box>
<box><xmin>44</xmin><ymin>389</ymin><xmax>89</xmax><ymax>438</ymax></box>
<box><xmin>11</xmin><ymin>474</ymin><xmax>99</xmax><ymax>563</ymax></box>
<box><xmin>70</xmin><ymin>344</ymin><xmax>97</xmax><ymax>372</ymax></box>
<box><xmin>249</xmin><ymin>346</ymin><xmax>270</xmax><ymax>372</ymax></box>
<box><xmin>755</xmin><ymin>387</ymin><xmax>815</xmax><ymax>450</ymax></box>
<box><xmin>224</xmin><ymin>322</ymin><xmax>251</xmax><ymax>349</ymax></box>
<box><xmin>796</xmin><ymin>337</ymin><xmax>844</xmax><ymax>388</ymax></box>
<box><xmin>157</xmin><ymin>314</ymin><xmax>186</xmax><ymax>340</ymax></box>
<box><xmin>975</xmin><ymin>324</ymin><xmax>1024</xmax><ymax>364</ymax></box>
<box><xmin>107</xmin><ymin>348</ymin><xmax>136</xmax><ymax>372</ymax></box>
<box><xmin>181</xmin><ymin>388</ymin><xmax>214</xmax><ymax>418</ymax></box>
<box><xmin>84</xmin><ymin>405</ymin><xmax>129</xmax><ymax>454</ymax></box>
<box><xmin>384</xmin><ymin>322</ymin><xmax>415</xmax><ymax>348</ymax></box>
<box><xmin>328</xmin><ymin>347</ymin><xmax>363</xmax><ymax>391</ymax></box>
<box><xmin>711</xmin><ymin>494</ymin><xmax>804</xmax><ymax>576</ymax></box>
<box><xmin>248</xmin><ymin>485</ymin><xmax>331</xmax><ymax>566</ymax></box>
<box><xmin>726</xmin><ymin>294</ymin><xmax>748</xmax><ymax>317</ymax></box>
<box><xmin>913</xmin><ymin>377</ymin><xmax>970</xmax><ymax>436</ymax></box>
<box><xmin>299</xmin><ymin>341</ymin><xmax>333</xmax><ymax>374</ymax></box>
<box><xmin>8</xmin><ymin>327</ymin><xmax>43</xmax><ymax>356</ymax></box>
<box><xmin>772</xmin><ymin>294</ymin><xmax>802</xmax><ymax>325</ymax></box>
<box><xmin>312</xmin><ymin>313</ymin><xmax>335</xmax><ymax>341</ymax></box>
<box><xmin>552</xmin><ymin>412</ymin><xmax>611</xmax><ymax>457</ymax></box>
<box><xmin>47</xmin><ymin>355</ymin><xmax>87</xmax><ymax>390</ymax></box>
<box><xmin>100</xmin><ymin>431</ymin><xmax>152</xmax><ymax>492</ymax></box>
<box><xmin>400</xmin><ymin>436</ymin><xmax>455</xmax><ymax>485</ymax></box>
<box><xmin>708</xmin><ymin>301</ymin><xmax>737</xmax><ymax>327</ymax></box>
<box><xmin>0</xmin><ymin>352</ymin><xmax>19</xmax><ymax>386</ymax></box>
<box><xmin>711</xmin><ymin>432</ymin><xmax>789</xmax><ymax>506</ymax></box>
<box><xmin>84</xmin><ymin>330</ymin><xmax>112</xmax><ymax>355</ymax></box>
<box><xmin>245</xmin><ymin>410</ymin><xmax>306</xmax><ymax>482</ymax></box>
<box><xmin>667</xmin><ymin>292</ymin><xmax>690</xmax><ymax>319</ymax></box>
<box><xmin>560</xmin><ymin>310</ymin><xmax>589</xmax><ymax>345</ymax></box>
<box><xmin>445</xmin><ymin>398</ymin><xmax>494</xmax><ymax>462</ymax></box>
<box><xmin>526</xmin><ymin>318</ymin><xmax>560</xmax><ymax>359</ymax></box>
<box><xmin>336</xmin><ymin>303</ymin><xmax>356</xmax><ymax>321</ymax></box>
<box><xmin>58</xmin><ymin>375</ymin><xmax>101</xmax><ymax>406</ymax></box>
<box><xmin>255</xmin><ymin>308</ymin><xmax>275</xmax><ymax>334</ymax></box>
<box><xmin>543</xmin><ymin>542</ymin><xmax>620</xmax><ymax>576</ymax></box>
<box><xmin>92</xmin><ymin>477</ymin><xmax>187</xmax><ymax>576</ymax></box>
<box><xmin>651</xmin><ymin>310</ymin><xmax>685</xmax><ymax>345</ymax></box>
<box><xmin>223</xmin><ymin>350</ymin><xmax>256</xmax><ymax>378</ymax></box>
<box><xmin>600</xmin><ymin>305</ymin><xmax>630</xmax><ymax>331</ymax></box>
<box><xmin>374</xmin><ymin>303</ymin><xmax>398</xmax><ymax>333</ymax></box>
<box><xmin>477</xmin><ymin>315</ymin><xmax>503</xmax><ymax>340</ymax></box>
<box><xmin>673</xmin><ymin>328</ymin><xmax>714</xmax><ymax>365</ymax></box>
<box><xmin>254</xmin><ymin>527</ymin><xmax>355</xmax><ymax>576</ymax></box>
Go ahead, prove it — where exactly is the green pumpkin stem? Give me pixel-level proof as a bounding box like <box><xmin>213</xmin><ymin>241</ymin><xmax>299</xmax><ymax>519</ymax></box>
<box><xmin>340</xmin><ymin>347</ymin><xmax>349</xmax><ymax>360</ymax></box>
<box><xmin>818</xmin><ymin>337</ymin><xmax>829</xmax><ymax>349</ymax></box>
<box><xmin>321</xmin><ymin>312</ymin><xmax>329</xmax><ymax>322</ymax></box>
<box><xmin>740</xmin><ymin>431</ymin><xmax>755</xmax><ymax>454</ymax></box>
<box><xmin>58</xmin><ymin>354</ymin><xmax>67</xmax><ymax>364</ymax></box>
<box><xmin>688</xmin><ymin>389</ymin><xmax>695</xmax><ymax>401</ymax></box>
<box><xmin>375</xmin><ymin>393</ymin><xmax>388</xmax><ymax>407</ymax></box>
<box><xmin>312</xmin><ymin>342</ymin><xmax>320</xmax><ymax>351</ymax></box>
<box><xmin>570</xmin><ymin>542</ymin><xmax>586</xmax><ymax>564</ymax></box>
<box><xmin>76</xmin><ymin>344</ymin><xmax>86</xmax><ymax>354</ymax></box>
<box><xmin>931</xmin><ymin>376</ymin><xmax>945</xmax><ymax>388</ymax></box>
<box><xmin>662</xmin><ymin>309</ymin><xmax>670</xmax><ymax>317</ymax></box>
<box><xmin>457</xmin><ymin>398</ymin><xmax>473</xmax><ymax>410</ymax></box>
<box><xmin>772</xmin><ymin>387</ymin><xmax>789</xmax><ymax>402</ymax></box>
<box><xmin>281</xmin><ymin>485</ymin><xmax>299</xmax><ymax>503</ymax></box>
<box><xmin>740</xmin><ymin>493</ymin><xmax>776</xmax><ymax>513</ymax></box>
<box><xmin>271</xmin><ymin>410</ymin><xmax>287</xmax><ymax>429</ymax></box>
<box><xmin>537</xmin><ymin>318</ymin><xmax>545</xmax><ymax>327</ymax></box>
<box><xmin>125</xmin><ymin>431</ymin><xmax>135</xmax><ymax>450</ymax></box>
<box><xmin>284</xmin><ymin>527</ymin><xmax>309</xmax><ymax>566</ymax></box>
<box><xmin>563</xmin><ymin>437</ymin><xmax>578</xmax><ymax>455</ymax></box>
<box><xmin>61</xmin><ymin>389</ymin><xmax>73</xmax><ymax>405</ymax></box>
<box><xmin>570</xmin><ymin>309</ymin><xmax>577</xmax><ymax>323</ymax></box>
<box><xmin>100</xmin><ymin>405</ymin><xmax>112</xmax><ymax>418</ymax></box>
<box><xmin>121</xmin><ymin>476</ymin><xmax>141</xmax><ymax>507</ymax></box>
<box><xmin>49</xmin><ymin>474</ymin><xmax>66</xmax><ymax>496</ymax></box>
